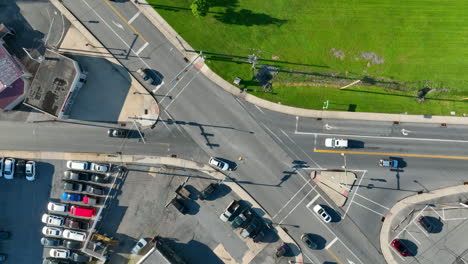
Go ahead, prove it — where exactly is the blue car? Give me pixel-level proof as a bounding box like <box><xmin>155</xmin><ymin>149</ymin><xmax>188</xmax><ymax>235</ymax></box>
<box><xmin>62</xmin><ymin>192</ymin><xmax>82</xmax><ymax>202</ymax></box>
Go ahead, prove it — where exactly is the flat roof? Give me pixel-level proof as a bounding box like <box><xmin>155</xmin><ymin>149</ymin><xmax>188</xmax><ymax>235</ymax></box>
<box><xmin>0</xmin><ymin>44</ymin><xmax>23</xmax><ymax>89</ymax></box>
<box><xmin>141</xmin><ymin>248</ymin><xmax>171</xmax><ymax>264</ymax></box>
<box><xmin>24</xmin><ymin>49</ymin><xmax>78</xmax><ymax>116</ymax></box>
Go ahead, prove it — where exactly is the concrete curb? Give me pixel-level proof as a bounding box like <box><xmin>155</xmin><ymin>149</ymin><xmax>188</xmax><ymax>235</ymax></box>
<box><xmin>131</xmin><ymin>1</ymin><xmax>468</xmax><ymax>125</ymax></box>
<box><xmin>50</xmin><ymin>0</ymin><xmax>160</xmax><ymax>126</ymax></box>
<box><xmin>2</xmin><ymin>150</ymin><xmax>303</xmax><ymax>263</ymax></box>
<box><xmin>380</xmin><ymin>185</ymin><xmax>468</xmax><ymax>264</ymax></box>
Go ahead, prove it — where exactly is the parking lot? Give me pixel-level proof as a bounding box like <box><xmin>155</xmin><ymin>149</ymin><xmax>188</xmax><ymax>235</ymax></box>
<box><xmin>99</xmin><ymin>164</ymin><xmax>288</xmax><ymax>264</ymax></box>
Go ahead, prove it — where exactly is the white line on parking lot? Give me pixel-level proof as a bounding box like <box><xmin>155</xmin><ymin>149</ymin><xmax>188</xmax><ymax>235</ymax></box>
<box><xmin>343</xmin><ymin>171</ymin><xmax>367</xmax><ymax>219</ymax></box>
<box><xmin>135</xmin><ymin>42</ymin><xmax>149</xmax><ymax>55</ymax></box>
<box><xmin>325</xmin><ymin>237</ymin><xmax>339</xmax><ymax>249</ymax></box>
<box><xmin>355</xmin><ymin>193</ymin><xmax>390</xmax><ymax>210</ymax></box>
<box><xmin>352</xmin><ymin>201</ymin><xmax>386</xmax><ymax>217</ymax></box>
<box><xmin>278</xmin><ymin>187</ymin><xmax>317</xmax><ymax>225</ymax></box>
<box><xmin>128</xmin><ymin>11</ymin><xmax>141</xmax><ymax>24</ymax></box>
<box><xmin>272</xmin><ymin>180</ymin><xmax>314</xmax><ymax>219</ymax></box>
<box><xmin>406</xmin><ymin>230</ymin><xmax>421</xmax><ymax>245</ymax></box>
<box><xmin>414</xmin><ymin>217</ymin><xmax>429</xmax><ymax>237</ymax></box>
<box><xmin>392</xmin><ymin>205</ymin><xmax>429</xmax><ymax>241</ymax></box>
<box><xmin>306</xmin><ymin>194</ymin><xmax>321</xmax><ymax>208</ymax></box>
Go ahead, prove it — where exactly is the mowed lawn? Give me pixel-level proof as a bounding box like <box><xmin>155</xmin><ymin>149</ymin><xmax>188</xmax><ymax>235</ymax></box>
<box><xmin>149</xmin><ymin>0</ymin><xmax>468</xmax><ymax>115</ymax></box>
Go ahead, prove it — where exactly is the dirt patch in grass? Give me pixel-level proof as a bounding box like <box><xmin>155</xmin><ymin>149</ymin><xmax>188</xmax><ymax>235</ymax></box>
<box><xmin>330</xmin><ymin>48</ymin><xmax>345</xmax><ymax>60</ymax></box>
<box><xmin>360</xmin><ymin>52</ymin><xmax>384</xmax><ymax>65</ymax></box>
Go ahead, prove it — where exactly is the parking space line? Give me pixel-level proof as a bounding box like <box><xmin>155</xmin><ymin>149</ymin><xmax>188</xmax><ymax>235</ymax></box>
<box><xmin>406</xmin><ymin>230</ymin><xmax>421</xmax><ymax>245</ymax></box>
<box><xmin>355</xmin><ymin>193</ymin><xmax>390</xmax><ymax>210</ymax></box>
<box><xmin>352</xmin><ymin>201</ymin><xmax>386</xmax><ymax>217</ymax></box>
<box><xmin>278</xmin><ymin>187</ymin><xmax>317</xmax><ymax>225</ymax></box>
<box><xmin>343</xmin><ymin>171</ymin><xmax>366</xmax><ymax>219</ymax></box>
<box><xmin>306</xmin><ymin>194</ymin><xmax>321</xmax><ymax>208</ymax></box>
<box><xmin>325</xmin><ymin>237</ymin><xmax>339</xmax><ymax>249</ymax></box>
<box><xmin>389</xmin><ymin>246</ymin><xmax>406</xmax><ymax>261</ymax></box>
<box><xmin>272</xmin><ymin>180</ymin><xmax>314</xmax><ymax>219</ymax></box>
<box><xmin>326</xmin><ymin>248</ymin><xmax>345</xmax><ymax>264</ymax></box>
<box><xmin>414</xmin><ymin>219</ymin><xmax>429</xmax><ymax>237</ymax></box>
<box><xmin>135</xmin><ymin>41</ymin><xmax>149</xmax><ymax>55</ymax></box>
<box><xmin>128</xmin><ymin>11</ymin><xmax>141</xmax><ymax>24</ymax></box>
<box><xmin>430</xmin><ymin>207</ymin><xmax>445</xmax><ymax>220</ymax></box>
<box><xmin>392</xmin><ymin>205</ymin><xmax>429</xmax><ymax>241</ymax></box>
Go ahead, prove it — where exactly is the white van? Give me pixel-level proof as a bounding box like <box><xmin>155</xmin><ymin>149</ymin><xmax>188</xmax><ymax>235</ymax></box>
<box><xmin>66</xmin><ymin>161</ymin><xmax>89</xmax><ymax>170</ymax></box>
<box><xmin>62</xmin><ymin>229</ymin><xmax>86</xmax><ymax>241</ymax></box>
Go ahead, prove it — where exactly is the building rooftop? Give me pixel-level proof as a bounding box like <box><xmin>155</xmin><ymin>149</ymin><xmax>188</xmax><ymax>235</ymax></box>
<box><xmin>0</xmin><ymin>44</ymin><xmax>23</xmax><ymax>90</ymax></box>
<box><xmin>23</xmin><ymin>49</ymin><xmax>78</xmax><ymax>117</ymax></box>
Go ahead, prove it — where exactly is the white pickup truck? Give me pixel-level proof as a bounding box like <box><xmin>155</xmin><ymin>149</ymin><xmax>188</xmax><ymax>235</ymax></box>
<box><xmin>325</xmin><ymin>138</ymin><xmax>348</xmax><ymax>148</ymax></box>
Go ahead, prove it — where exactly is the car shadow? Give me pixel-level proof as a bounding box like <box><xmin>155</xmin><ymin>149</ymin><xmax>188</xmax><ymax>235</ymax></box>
<box><xmin>399</xmin><ymin>239</ymin><xmax>418</xmax><ymax>256</ymax></box>
<box><xmin>348</xmin><ymin>140</ymin><xmax>364</xmax><ymax>148</ymax></box>
<box><xmin>157</xmin><ymin>238</ymin><xmax>224</xmax><ymax>264</ymax></box>
<box><xmin>320</xmin><ymin>204</ymin><xmax>341</xmax><ymax>223</ymax></box>
<box><xmin>389</xmin><ymin>157</ymin><xmax>407</xmax><ymax>168</ymax></box>
<box><xmin>421</xmin><ymin>216</ymin><xmax>444</xmax><ymax>233</ymax></box>
<box><xmin>204</xmin><ymin>183</ymin><xmax>232</xmax><ymax>201</ymax></box>
<box><xmin>306</xmin><ymin>233</ymin><xmax>327</xmax><ymax>250</ymax></box>
<box><xmin>182</xmin><ymin>199</ymin><xmax>200</xmax><ymax>215</ymax></box>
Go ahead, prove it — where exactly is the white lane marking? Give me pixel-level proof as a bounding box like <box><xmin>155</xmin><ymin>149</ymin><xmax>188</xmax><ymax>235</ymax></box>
<box><xmin>280</xmin><ymin>129</ymin><xmax>323</xmax><ymax>169</ymax></box>
<box><xmin>278</xmin><ymin>187</ymin><xmax>317</xmax><ymax>225</ymax></box>
<box><xmin>302</xmin><ymin>253</ymin><xmax>315</xmax><ymax>264</ymax></box>
<box><xmin>389</xmin><ymin>245</ymin><xmax>406</xmax><ymax>261</ymax></box>
<box><xmin>159</xmin><ymin>66</ymin><xmax>195</xmax><ymax>105</ymax></box>
<box><xmin>355</xmin><ymin>193</ymin><xmax>390</xmax><ymax>210</ymax></box>
<box><xmin>295</xmin><ymin>131</ymin><xmax>468</xmax><ymax>144</ymax></box>
<box><xmin>272</xmin><ymin>180</ymin><xmax>314</xmax><ymax>219</ymax></box>
<box><xmin>254</xmin><ymin>105</ymin><xmax>265</xmax><ymax>114</ymax></box>
<box><xmin>401</xmin><ymin>129</ymin><xmax>411</xmax><ymax>136</ymax></box>
<box><xmin>430</xmin><ymin>207</ymin><xmax>445</xmax><ymax>220</ymax></box>
<box><xmin>128</xmin><ymin>11</ymin><xmax>141</xmax><ymax>24</ymax></box>
<box><xmin>165</xmin><ymin>71</ymin><xmax>200</xmax><ymax>110</ymax></box>
<box><xmin>406</xmin><ymin>230</ymin><xmax>421</xmax><ymax>245</ymax></box>
<box><xmin>306</xmin><ymin>194</ymin><xmax>321</xmax><ymax>208</ymax></box>
<box><xmin>135</xmin><ymin>42</ymin><xmax>149</xmax><ymax>55</ymax></box>
<box><xmin>112</xmin><ymin>20</ymin><xmax>124</xmax><ymax>30</ymax></box>
<box><xmin>295</xmin><ymin>116</ymin><xmax>299</xmax><ymax>132</ymax></box>
<box><xmin>392</xmin><ymin>205</ymin><xmax>429</xmax><ymax>240</ymax></box>
<box><xmin>347</xmin><ymin>259</ymin><xmax>356</xmax><ymax>264</ymax></box>
<box><xmin>325</xmin><ymin>237</ymin><xmax>339</xmax><ymax>249</ymax></box>
<box><xmin>352</xmin><ymin>201</ymin><xmax>385</xmax><ymax>217</ymax></box>
<box><xmin>343</xmin><ymin>171</ymin><xmax>366</xmax><ymax>219</ymax></box>
<box><xmin>261</xmin><ymin>124</ymin><xmax>284</xmax><ymax>144</ymax></box>
<box><xmin>162</xmin><ymin>108</ymin><xmax>184</xmax><ymax>134</ymax></box>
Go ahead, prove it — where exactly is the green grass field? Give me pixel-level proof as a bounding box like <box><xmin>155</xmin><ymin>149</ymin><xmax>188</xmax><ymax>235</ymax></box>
<box><xmin>149</xmin><ymin>0</ymin><xmax>468</xmax><ymax>115</ymax></box>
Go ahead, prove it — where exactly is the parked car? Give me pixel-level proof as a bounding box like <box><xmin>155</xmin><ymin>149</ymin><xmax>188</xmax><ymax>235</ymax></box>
<box><xmin>65</xmin><ymin>218</ymin><xmax>89</xmax><ymax>230</ymax></box>
<box><xmin>83</xmin><ymin>195</ymin><xmax>102</xmax><ymax>206</ymax></box>
<box><xmin>42</xmin><ymin>214</ymin><xmax>66</xmax><ymax>226</ymax></box>
<box><xmin>41</xmin><ymin>237</ymin><xmax>64</xmax><ymax>247</ymax></box>
<box><xmin>42</xmin><ymin>227</ymin><xmax>63</xmax><ymax>237</ymax></box>
<box><xmin>66</xmin><ymin>161</ymin><xmax>89</xmax><ymax>170</ymax></box>
<box><xmin>64</xmin><ymin>240</ymin><xmax>83</xmax><ymax>250</ymax></box>
<box><xmin>84</xmin><ymin>184</ymin><xmax>105</xmax><ymax>195</ymax></box>
<box><xmin>91</xmin><ymin>163</ymin><xmax>109</xmax><ymax>172</ymax></box>
<box><xmin>3</xmin><ymin>158</ymin><xmax>14</xmax><ymax>179</ymax></box>
<box><xmin>199</xmin><ymin>183</ymin><xmax>217</xmax><ymax>200</ymax></box>
<box><xmin>131</xmin><ymin>238</ymin><xmax>148</xmax><ymax>254</ymax></box>
<box><xmin>390</xmin><ymin>239</ymin><xmax>410</xmax><ymax>256</ymax></box>
<box><xmin>49</xmin><ymin>248</ymin><xmax>70</xmax><ymax>259</ymax></box>
<box><xmin>275</xmin><ymin>243</ymin><xmax>290</xmax><ymax>257</ymax></box>
<box><xmin>324</xmin><ymin>138</ymin><xmax>348</xmax><ymax>148</ymax></box>
<box><xmin>63</xmin><ymin>171</ymin><xmax>90</xmax><ymax>181</ymax></box>
<box><xmin>241</xmin><ymin>217</ymin><xmax>262</xmax><ymax>238</ymax></box>
<box><xmin>137</xmin><ymin>68</ymin><xmax>164</xmax><ymax>87</ymax></box>
<box><xmin>63</xmin><ymin>181</ymin><xmax>83</xmax><ymax>192</ymax></box>
<box><xmin>220</xmin><ymin>200</ymin><xmax>240</xmax><ymax>222</ymax></box>
<box><xmin>47</xmin><ymin>202</ymin><xmax>68</xmax><ymax>213</ymax></box>
<box><xmin>418</xmin><ymin>216</ymin><xmax>433</xmax><ymax>232</ymax></box>
<box><xmin>70</xmin><ymin>252</ymin><xmax>91</xmax><ymax>263</ymax></box>
<box><xmin>301</xmin><ymin>233</ymin><xmax>318</xmax><ymax>249</ymax></box>
<box><xmin>69</xmin><ymin>205</ymin><xmax>96</xmax><ymax>218</ymax></box>
<box><xmin>62</xmin><ymin>229</ymin><xmax>86</xmax><ymax>241</ymax></box>
<box><xmin>231</xmin><ymin>209</ymin><xmax>250</xmax><ymax>228</ymax></box>
<box><xmin>91</xmin><ymin>174</ymin><xmax>110</xmax><ymax>183</ymax></box>
<box><xmin>209</xmin><ymin>157</ymin><xmax>229</xmax><ymax>171</ymax></box>
<box><xmin>62</xmin><ymin>192</ymin><xmax>83</xmax><ymax>202</ymax></box>
<box><xmin>0</xmin><ymin>231</ymin><xmax>10</xmax><ymax>240</ymax></box>
<box><xmin>42</xmin><ymin>258</ymin><xmax>71</xmax><ymax>264</ymax></box>
<box><xmin>379</xmin><ymin>159</ymin><xmax>398</xmax><ymax>168</ymax></box>
<box><xmin>170</xmin><ymin>198</ymin><xmax>187</xmax><ymax>214</ymax></box>
<box><xmin>108</xmin><ymin>128</ymin><xmax>129</xmax><ymax>138</ymax></box>
<box><xmin>313</xmin><ymin>204</ymin><xmax>331</xmax><ymax>223</ymax></box>
<box><xmin>0</xmin><ymin>157</ymin><xmax>3</xmax><ymax>177</ymax></box>
<box><xmin>14</xmin><ymin>159</ymin><xmax>26</xmax><ymax>178</ymax></box>
<box><xmin>25</xmin><ymin>160</ymin><xmax>36</xmax><ymax>181</ymax></box>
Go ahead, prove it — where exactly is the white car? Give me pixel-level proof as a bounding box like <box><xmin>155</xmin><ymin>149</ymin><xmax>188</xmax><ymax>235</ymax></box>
<box><xmin>0</xmin><ymin>157</ymin><xmax>3</xmax><ymax>177</ymax></box>
<box><xmin>91</xmin><ymin>163</ymin><xmax>109</xmax><ymax>172</ymax></box>
<box><xmin>42</xmin><ymin>226</ymin><xmax>63</xmax><ymax>237</ymax></box>
<box><xmin>209</xmin><ymin>157</ymin><xmax>229</xmax><ymax>171</ymax></box>
<box><xmin>131</xmin><ymin>238</ymin><xmax>148</xmax><ymax>254</ymax></box>
<box><xmin>42</xmin><ymin>214</ymin><xmax>65</xmax><ymax>226</ymax></box>
<box><xmin>313</xmin><ymin>204</ymin><xmax>332</xmax><ymax>223</ymax></box>
<box><xmin>379</xmin><ymin>159</ymin><xmax>398</xmax><ymax>168</ymax></box>
<box><xmin>62</xmin><ymin>229</ymin><xmax>86</xmax><ymax>241</ymax></box>
<box><xmin>47</xmin><ymin>202</ymin><xmax>68</xmax><ymax>212</ymax></box>
<box><xmin>3</xmin><ymin>158</ymin><xmax>15</xmax><ymax>179</ymax></box>
<box><xmin>324</xmin><ymin>138</ymin><xmax>348</xmax><ymax>148</ymax></box>
<box><xmin>49</xmin><ymin>248</ymin><xmax>70</xmax><ymax>259</ymax></box>
<box><xmin>25</xmin><ymin>161</ymin><xmax>36</xmax><ymax>181</ymax></box>
<box><xmin>66</xmin><ymin>160</ymin><xmax>89</xmax><ymax>170</ymax></box>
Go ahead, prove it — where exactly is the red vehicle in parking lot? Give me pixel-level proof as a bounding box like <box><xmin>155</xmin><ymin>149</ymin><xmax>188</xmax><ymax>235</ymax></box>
<box><xmin>391</xmin><ymin>239</ymin><xmax>410</xmax><ymax>256</ymax></box>
<box><xmin>70</xmin><ymin>205</ymin><xmax>96</xmax><ymax>218</ymax></box>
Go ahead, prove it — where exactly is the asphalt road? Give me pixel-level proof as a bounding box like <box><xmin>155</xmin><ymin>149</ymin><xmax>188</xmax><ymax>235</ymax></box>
<box><xmin>6</xmin><ymin>0</ymin><xmax>468</xmax><ymax>263</ymax></box>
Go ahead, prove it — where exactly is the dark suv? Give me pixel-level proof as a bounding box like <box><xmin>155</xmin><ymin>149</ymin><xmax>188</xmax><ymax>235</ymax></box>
<box><xmin>63</xmin><ymin>171</ymin><xmax>90</xmax><ymax>181</ymax></box>
<box><xmin>418</xmin><ymin>216</ymin><xmax>433</xmax><ymax>232</ymax></box>
<box><xmin>199</xmin><ymin>183</ymin><xmax>217</xmax><ymax>200</ymax></box>
<box><xmin>65</xmin><ymin>218</ymin><xmax>89</xmax><ymax>230</ymax></box>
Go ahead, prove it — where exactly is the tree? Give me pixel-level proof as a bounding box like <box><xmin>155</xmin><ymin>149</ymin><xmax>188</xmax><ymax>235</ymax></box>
<box><xmin>191</xmin><ymin>0</ymin><xmax>209</xmax><ymax>18</ymax></box>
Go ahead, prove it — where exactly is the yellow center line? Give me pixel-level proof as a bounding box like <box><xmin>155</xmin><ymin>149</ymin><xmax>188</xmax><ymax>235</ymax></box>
<box><xmin>104</xmin><ymin>0</ymin><xmax>148</xmax><ymax>43</ymax></box>
<box><xmin>314</xmin><ymin>149</ymin><xmax>468</xmax><ymax>160</ymax></box>
<box><xmin>326</xmin><ymin>248</ymin><xmax>345</xmax><ymax>264</ymax></box>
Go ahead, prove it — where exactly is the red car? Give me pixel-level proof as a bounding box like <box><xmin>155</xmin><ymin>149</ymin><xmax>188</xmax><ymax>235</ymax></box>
<box><xmin>391</xmin><ymin>239</ymin><xmax>410</xmax><ymax>256</ymax></box>
<box><xmin>70</xmin><ymin>205</ymin><xmax>96</xmax><ymax>218</ymax></box>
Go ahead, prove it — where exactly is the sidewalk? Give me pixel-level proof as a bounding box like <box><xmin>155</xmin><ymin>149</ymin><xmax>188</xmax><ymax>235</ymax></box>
<box><xmin>380</xmin><ymin>185</ymin><xmax>468</xmax><ymax>264</ymax></box>
<box><xmin>51</xmin><ymin>0</ymin><xmax>159</xmax><ymax>127</ymax></box>
<box><xmin>130</xmin><ymin>0</ymin><xmax>468</xmax><ymax>125</ymax></box>
<box><xmin>0</xmin><ymin>149</ymin><xmax>303</xmax><ymax>263</ymax></box>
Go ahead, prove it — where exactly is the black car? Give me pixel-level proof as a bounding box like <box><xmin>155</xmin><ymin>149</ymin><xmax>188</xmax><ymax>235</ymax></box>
<box><xmin>199</xmin><ymin>183</ymin><xmax>217</xmax><ymax>200</ymax></box>
<box><xmin>63</xmin><ymin>181</ymin><xmax>83</xmax><ymax>192</ymax></box>
<box><xmin>418</xmin><ymin>216</ymin><xmax>433</xmax><ymax>232</ymax></box>
<box><xmin>85</xmin><ymin>184</ymin><xmax>105</xmax><ymax>195</ymax></box>
<box><xmin>301</xmin><ymin>233</ymin><xmax>318</xmax><ymax>249</ymax></box>
<box><xmin>108</xmin><ymin>128</ymin><xmax>129</xmax><ymax>138</ymax></box>
<box><xmin>91</xmin><ymin>174</ymin><xmax>110</xmax><ymax>183</ymax></box>
<box><xmin>41</xmin><ymin>237</ymin><xmax>63</xmax><ymax>247</ymax></box>
<box><xmin>64</xmin><ymin>240</ymin><xmax>83</xmax><ymax>250</ymax></box>
<box><xmin>0</xmin><ymin>231</ymin><xmax>10</xmax><ymax>240</ymax></box>
<box><xmin>65</xmin><ymin>218</ymin><xmax>89</xmax><ymax>230</ymax></box>
<box><xmin>70</xmin><ymin>252</ymin><xmax>91</xmax><ymax>263</ymax></box>
<box><xmin>171</xmin><ymin>198</ymin><xmax>187</xmax><ymax>214</ymax></box>
<box><xmin>138</xmin><ymin>68</ymin><xmax>163</xmax><ymax>86</ymax></box>
<box><xmin>63</xmin><ymin>171</ymin><xmax>91</xmax><ymax>181</ymax></box>
<box><xmin>15</xmin><ymin>159</ymin><xmax>26</xmax><ymax>178</ymax></box>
